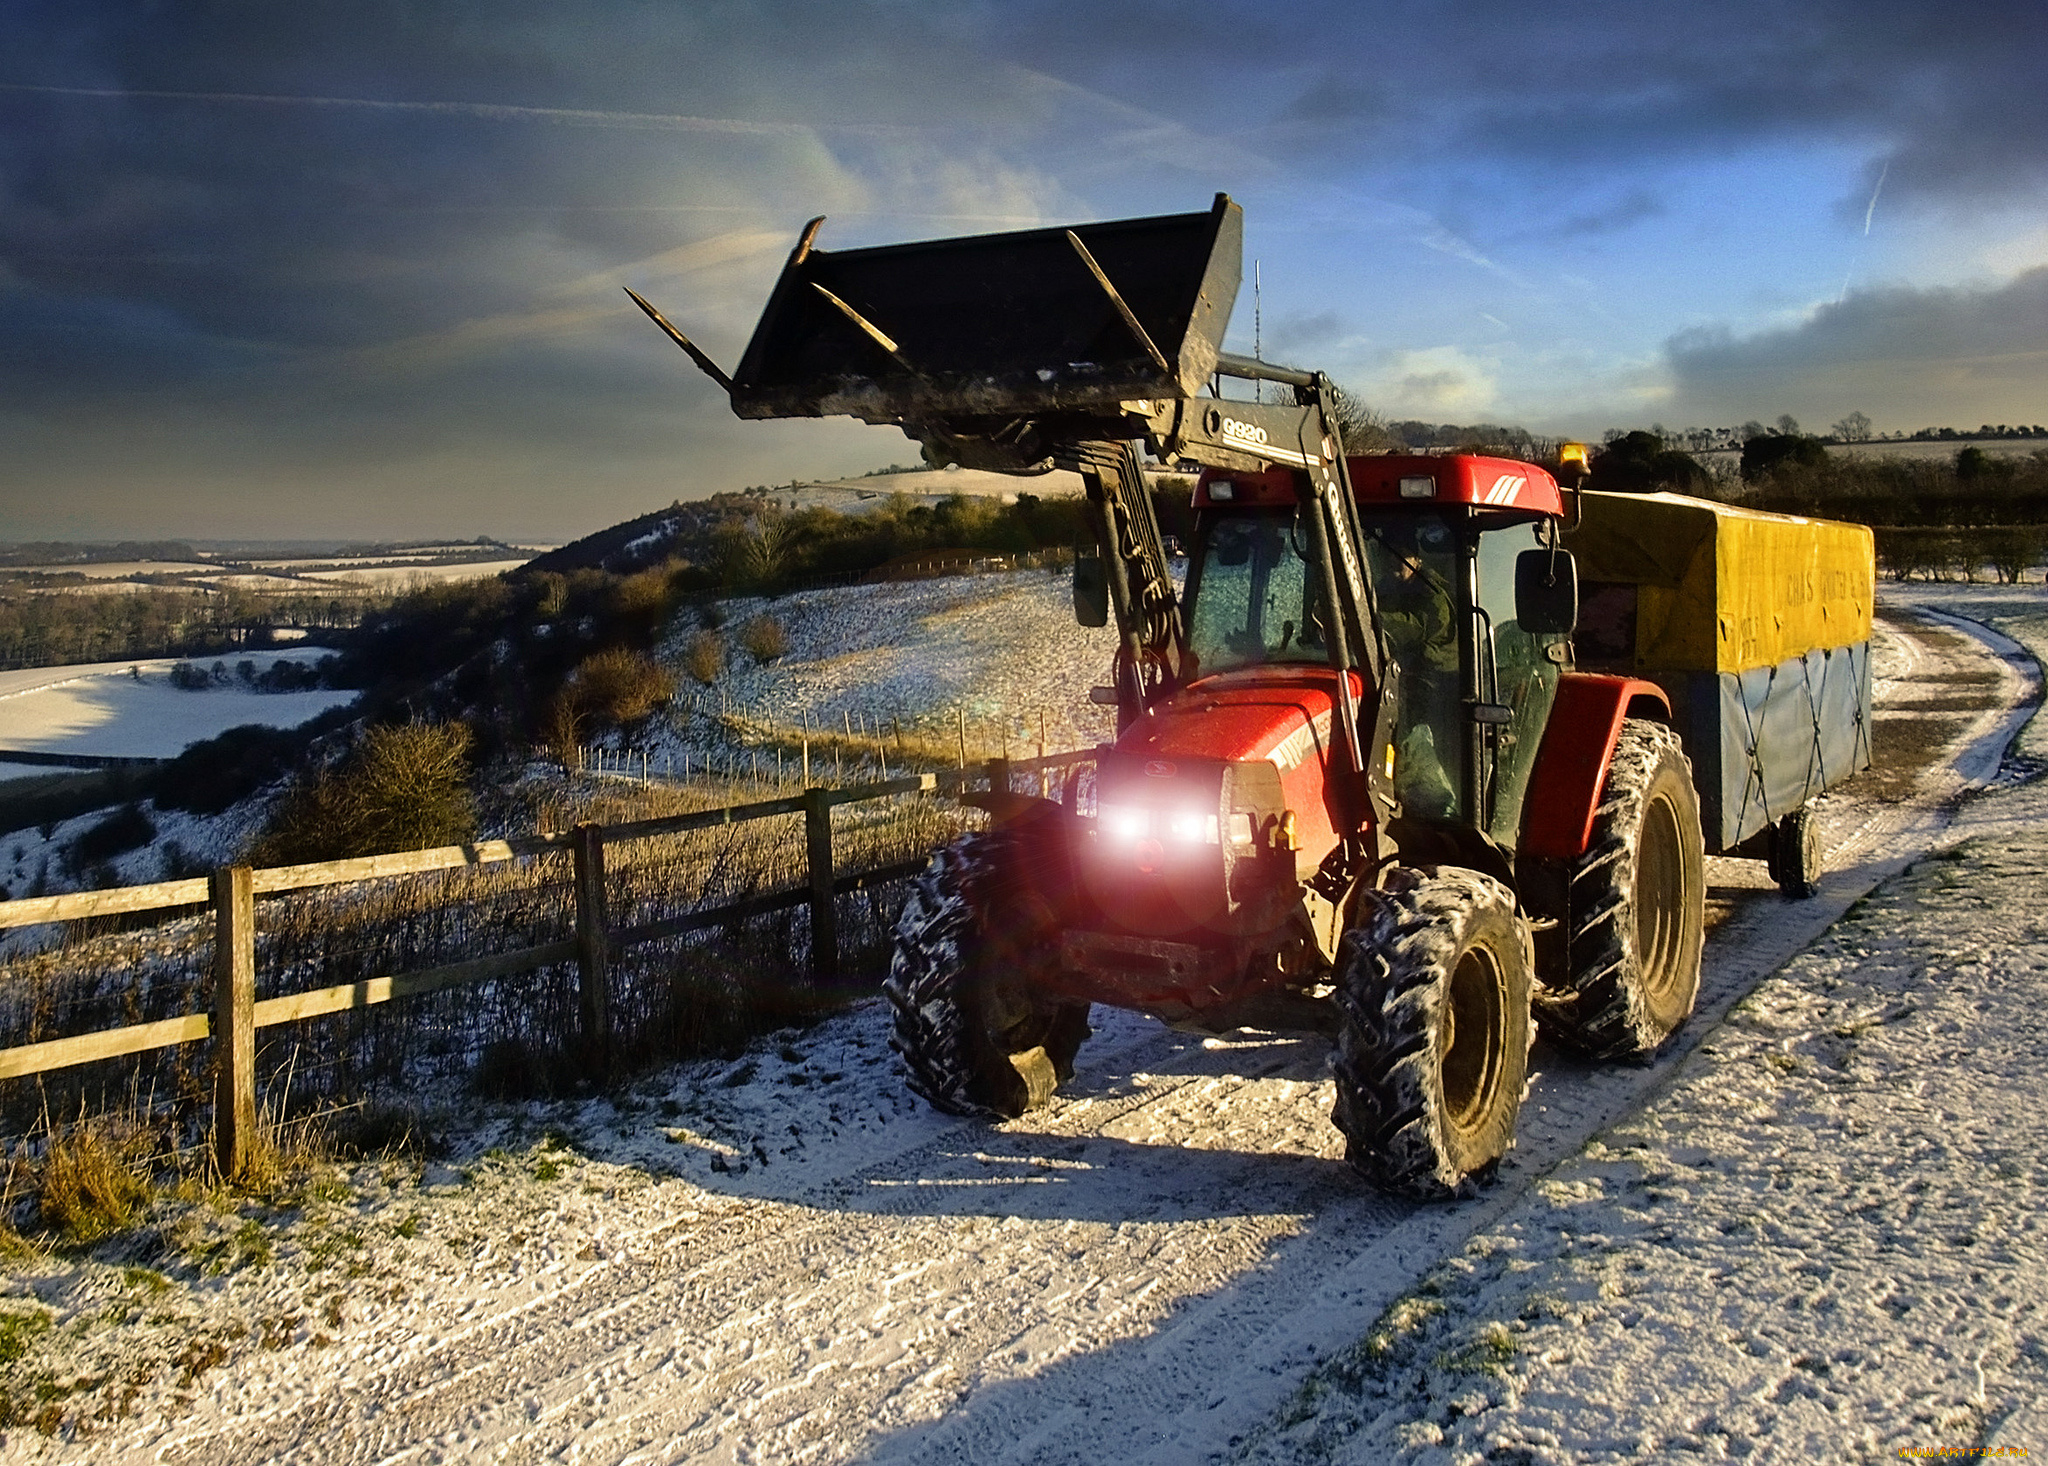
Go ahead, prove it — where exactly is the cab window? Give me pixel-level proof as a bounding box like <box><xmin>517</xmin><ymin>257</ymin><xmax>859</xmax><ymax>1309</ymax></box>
<box><xmin>1185</xmin><ymin>510</ymin><xmax>1326</xmax><ymax>677</ymax></box>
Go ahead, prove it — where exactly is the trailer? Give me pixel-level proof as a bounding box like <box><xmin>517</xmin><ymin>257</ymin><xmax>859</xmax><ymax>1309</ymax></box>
<box><xmin>1565</xmin><ymin>491</ymin><xmax>1875</xmax><ymax>894</ymax></box>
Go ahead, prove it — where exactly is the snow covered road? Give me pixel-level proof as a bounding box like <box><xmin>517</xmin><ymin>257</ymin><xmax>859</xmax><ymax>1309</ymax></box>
<box><xmin>62</xmin><ymin>589</ymin><xmax>2039</xmax><ymax>1465</ymax></box>
<box><xmin>1238</xmin><ymin>590</ymin><xmax>2048</xmax><ymax>1462</ymax></box>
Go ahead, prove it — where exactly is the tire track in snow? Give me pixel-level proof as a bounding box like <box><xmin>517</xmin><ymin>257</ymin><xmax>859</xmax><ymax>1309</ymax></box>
<box><xmin>120</xmin><ymin>598</ymin><xmax>2033</xmax><ymax>1466</ymax></box>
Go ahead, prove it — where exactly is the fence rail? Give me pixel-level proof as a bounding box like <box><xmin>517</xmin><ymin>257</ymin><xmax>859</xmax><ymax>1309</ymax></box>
<box><xmin>0</xmin><ymin>750</ymin><xmax>1092</xmax><ymax>1178</ymax></box>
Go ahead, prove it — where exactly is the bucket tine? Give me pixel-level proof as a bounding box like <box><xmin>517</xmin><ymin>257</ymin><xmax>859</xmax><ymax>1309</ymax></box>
<box><xmin>809</xmin><ymin>282</ymin><xmax>923</xmax><ymax>378</ymax></box>
<box><xmin>1065</xmin><ymin>230</ymin><xmax>1174</xmax><ymax>379</ymax></box>
<box><xmin>622</xmin><ymin>287</ymin><xmax>735</xmax><ymax>395</ymax></box>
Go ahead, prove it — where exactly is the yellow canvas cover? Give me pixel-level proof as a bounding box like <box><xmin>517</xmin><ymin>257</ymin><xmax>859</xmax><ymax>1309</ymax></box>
<box><xmin>1564</xmin><ymin>491</ymin><xmax>1874</xmax><ymax>674</ymax></box>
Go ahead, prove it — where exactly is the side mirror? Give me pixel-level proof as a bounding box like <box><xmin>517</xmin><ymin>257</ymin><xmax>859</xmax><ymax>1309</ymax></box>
<box><xmin>1073</xmin><ymin>553</ymin><xmax>1109</xmax><ymax>627</ymax></box>
<box><xmin>1515</xmin><ymin>548</ymin><xmax>1577</xmax><ymax>636</ymax></box>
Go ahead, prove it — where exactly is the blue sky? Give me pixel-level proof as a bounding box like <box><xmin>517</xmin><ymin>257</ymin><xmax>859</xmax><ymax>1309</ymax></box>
<box><xmin>2</xmin><ymin>0</ymin><xmax>2043</xmax><ymax>541</ymax></box>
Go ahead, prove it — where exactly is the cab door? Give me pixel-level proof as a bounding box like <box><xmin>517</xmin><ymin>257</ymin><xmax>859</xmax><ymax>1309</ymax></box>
<box><xmin>1474</xmin><ymin>521</ymin><xmax>1566</xmax><ymax>849</ymax></box>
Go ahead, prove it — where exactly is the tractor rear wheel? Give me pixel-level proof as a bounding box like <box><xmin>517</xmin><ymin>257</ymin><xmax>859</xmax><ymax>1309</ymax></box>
<box><xmin>885</xmin><ymin>834</ymin><xmax>1090</xmax><ymax>1119</ymax></box>
<box><xmin>1536</xmin><ymin>719</ymin><xmax>1706</xmax><ymax>1060</ymax></box>
<box><xmin>1331</xmin><ymin>866</ymin><xmax>1533</xmax><ymax>1199</ymax></box>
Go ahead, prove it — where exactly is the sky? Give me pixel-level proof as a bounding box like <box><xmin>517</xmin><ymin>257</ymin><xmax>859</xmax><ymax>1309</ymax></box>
<box><xmin>2</xmin><ymin>0</ymin><xmax>2044</xmax><ymax>543</ymax></box>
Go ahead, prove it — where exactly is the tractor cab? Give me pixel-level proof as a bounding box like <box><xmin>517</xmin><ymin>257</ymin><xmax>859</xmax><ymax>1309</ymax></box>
<box><xmin>1175</xmin><ymin>453</ymin><xmax>1575</xmax><ymax>857</ymax></box>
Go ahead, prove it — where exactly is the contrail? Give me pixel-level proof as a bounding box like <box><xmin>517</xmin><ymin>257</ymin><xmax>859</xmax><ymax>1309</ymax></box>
<box><xmin>0</xmin><ymin>81</ymin><xmax>915</xmax><ymax>137</ymax></box>
<box><xmin>1863</xmin><ymin>160</ymin><xmax>1889</xmax><ymax>236</ymax></box>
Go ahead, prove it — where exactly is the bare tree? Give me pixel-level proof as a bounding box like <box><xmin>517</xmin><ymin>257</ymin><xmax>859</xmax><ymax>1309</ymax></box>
<box><xmin>1831</xmin><ymin>410</ymin><xmax>1873</xmax><ymax>443</ymax></box>
<box><xmin>1326</xmin><ymin>384</ymin><xmax>1396</xmax><ymax>452</ymax></box>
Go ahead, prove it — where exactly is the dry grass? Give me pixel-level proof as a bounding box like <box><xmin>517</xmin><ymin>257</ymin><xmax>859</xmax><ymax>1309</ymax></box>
<box><xmin>35</xmin><ymin>1119</ymin><xmax>152</xmax><ymax>1244</ymax></box>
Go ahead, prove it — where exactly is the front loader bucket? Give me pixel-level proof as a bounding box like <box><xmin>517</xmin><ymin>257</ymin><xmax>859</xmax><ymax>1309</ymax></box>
<box><xmin>729</xmin><ymin>194</ymin><xmax>1242</xmax><ymax>426</ymax></box>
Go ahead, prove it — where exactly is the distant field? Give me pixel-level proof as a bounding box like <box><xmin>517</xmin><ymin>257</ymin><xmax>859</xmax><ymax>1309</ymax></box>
<box><xmin>1</xmin><ymin>560</ymin><xmax>220</xmax><ymax>578</ymax></box>
<box><xmin>296</xmin><ymin>559</ymin><xmax>531</xmax><ymax>585</ymax></box>
<box><xmin>0</xmin><ymin>649</ymin><xmax>355</xmax><ymax>761</ymax></box>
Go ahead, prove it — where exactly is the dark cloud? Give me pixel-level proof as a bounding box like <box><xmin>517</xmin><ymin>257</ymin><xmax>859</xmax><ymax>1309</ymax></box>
<box><xmin>1665</xmin><ymin>268</ymin><xmax>2048</xmax><ymax>427</ymax></box>
<box><xmin>1270</xmin><ymin>309</ymin><xmax>1346</xmax><ymax>351</ymax></box>
<box><xmin>955</xmin><ymin>0</ymin><xmax>2047</xmax><ymax>211</ymax></box>
<box><xmin>1</xmin><ymin>1</ymin><xmax>2042</xmax><ymax>538</ymax></box>
<box><xmin>1554</xmin><ymin>189</ymin><xmax>1664</xmax><ymax>238</ymax></box>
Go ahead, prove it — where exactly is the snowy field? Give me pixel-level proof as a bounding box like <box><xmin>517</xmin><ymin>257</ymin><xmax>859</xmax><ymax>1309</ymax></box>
<box><xmin>0</xmin><ymin>650</ymin><xmax>354</xmax><ymax>761</ymax></box>
<box><xmin>293</xmin><ymin>559</ymin><xmax>530</xmax><ymax>585</ymax></box>
<box><xmin>647</xmin><ymin>567</ymin><xmax>1127</xmax><ymax>765</ymax></box>
<box><xmin>3</xmin><ymin>578</ymin><xmax>2045</xmax><ymax>1463</ymax></box>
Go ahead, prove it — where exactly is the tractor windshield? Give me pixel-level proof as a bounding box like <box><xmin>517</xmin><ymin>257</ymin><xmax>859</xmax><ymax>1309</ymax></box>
<box><xmin>1184</xmin><ymin>509</ymin><xmax>1328</xmax><ymax>678</ymax></box>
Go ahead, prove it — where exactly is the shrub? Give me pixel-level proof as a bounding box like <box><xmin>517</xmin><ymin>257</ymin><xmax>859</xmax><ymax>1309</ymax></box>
<box><xmin>684</xmin><ymin>631</ymin><xmax>724</xmax><ymax>686</ymax></box>
<box><xmin>1589</xmin><ymin>430</ymin><xmax>1708</xmax><ymax>493</ymax></box>
<box><xmin>252</xmin><ymin>722</ymin><xmax>478</xmax><ymax>864</ymax></box>
<box><xmin>1987</xmin><ymin>526</ymin><xmax>2046</xmax><ymax>584</ymax></box>
<box><xmin>543</xmin><ymin>650</ymin><xmax>677</xmax><ymax>763</ymax></box>
<box><xmin>572</xmin><ymin>648</ymin><xmax>675</xmax><ymax>725</ymax></box>
<box><xmin>611</xmin><ymin>561</ymin><xmax>684</xmax><ymax>640</ymax></box>
<box><xmin>739</xmin><ymin>615</ymin><xmax>789</xmax><ymax>664</ymax></box>
<box><xmin>152</xmin><ymin>720</ymin><xmax>336</xmax><ymax>816</ymax></box>
<box><xmin>68</xmin><ymin>803</ymin><xmax>155</xmax><ymax>866</ymax></box>
<box><xmin>1740</xmin><ymin>432</ymin><xmax>1829</xmax><ymax>483</ymax></box>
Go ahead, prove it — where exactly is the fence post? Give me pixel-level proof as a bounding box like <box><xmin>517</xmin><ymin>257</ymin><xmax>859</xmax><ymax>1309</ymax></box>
<box><xmin>804</xmin><ymin>787</ymin><xmax>838</xmax><ymax>984</ymax></box>
<box><xmin>572</xmin><ymin>822</ymin><xmax>611</xmax><ymax>1077</ymax></box>
<box><xmin>211</xmin><ymin>864</ymin><xmax>255</xmax><ymax>1183</ymax></box>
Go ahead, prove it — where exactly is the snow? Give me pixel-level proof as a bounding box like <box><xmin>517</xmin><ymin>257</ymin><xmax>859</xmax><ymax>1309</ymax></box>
<box><xmin>642</xmin><ymin>567</ymin><xmax>1126</xmax><ymax>768</ymax></box>
<box><xmin>5</xmin><ymin>578</ymin><xmax>2046</xmax><ymax>1463</ymax></box>
<box><xmin>294</xmin><ymin>559</ymin><xmax>529</xmax><ymax>585</ymax></box>
<box><xmin>1234</xmin><ymin>581</ymin><xmax>2048</xmax><ymax>1463</ymax></box>
<box><xmin>0</xmin><ymin>651</ymin><xmax>354</xmax><ymax>760</ymax></box>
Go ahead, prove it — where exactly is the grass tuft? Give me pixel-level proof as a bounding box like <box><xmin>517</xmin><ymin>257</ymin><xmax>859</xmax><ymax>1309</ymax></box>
<box><xmin>37</xmin><ymin>1122</ymin><xmax>151</xmax><ymax>1245</ymax></box>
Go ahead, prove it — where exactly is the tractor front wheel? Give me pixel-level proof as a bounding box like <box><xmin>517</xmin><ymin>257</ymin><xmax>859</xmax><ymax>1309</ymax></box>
<box><xmin>885</xmin><ymin>834</ymin><xmax>1090</xmax><ymax>1119</ymax></box>
<box><xmin>1331</xmin><ymin>866</ymin><xmax>1533</xmax><ymax>1199</ymax></box>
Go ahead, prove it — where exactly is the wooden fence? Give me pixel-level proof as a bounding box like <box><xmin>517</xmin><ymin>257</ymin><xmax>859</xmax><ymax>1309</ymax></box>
<box><xmin>0</xmin><ymin>752</ymin><xmax>1088</xmax><ymax>1179</ymax></box>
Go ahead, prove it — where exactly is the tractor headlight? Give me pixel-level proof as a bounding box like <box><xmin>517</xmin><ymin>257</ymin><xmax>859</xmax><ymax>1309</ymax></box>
<box><xmin>1164</xmin><ymin>809</ymin><xmax>1221</xmax><ymax>845</ymax></box>
<box><xmin>1099</xmin><ymin>804</ymin><xmax>1148</xmax><ymax>842</ymax></box>
<box><xmin>1097</xmin><ymin>805</ymin><xmax>1220</xmax><ymax>845</ymax></box>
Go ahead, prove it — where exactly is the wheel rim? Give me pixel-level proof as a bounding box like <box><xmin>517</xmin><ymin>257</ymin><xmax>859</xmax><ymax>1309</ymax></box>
<box><xmin>1440</xmin><ymin>945</ymin><xmax>1507</xmax><ymax>1138</ymax></box>
<box><xmin>1634</xmin><ymin>791</ymin><xmax>1689</xmax><ymax>1013</ymax></box>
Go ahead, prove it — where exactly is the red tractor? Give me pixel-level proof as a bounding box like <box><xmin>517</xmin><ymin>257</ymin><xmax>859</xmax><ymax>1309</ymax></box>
<box><xmin>630</xmin><ymin>195</ymin><xmax>1860</xmax><ymax>1196</ymax></box>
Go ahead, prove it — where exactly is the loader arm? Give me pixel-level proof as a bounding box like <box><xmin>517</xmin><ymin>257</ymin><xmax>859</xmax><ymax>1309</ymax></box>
<box><xmin>1066</xmin><ymin>440</ymin><xmax>1184</xmax><ymax>728</ymax></box>
<box><xmin>1131</xmin><ymin>362</ymin><xmax>1381</xmax><ymax>781</ymax></box>
<box><xmin>624</xmin><ymin>194</ymin><xmax>1383</xmax><ymax>784</ymax></box>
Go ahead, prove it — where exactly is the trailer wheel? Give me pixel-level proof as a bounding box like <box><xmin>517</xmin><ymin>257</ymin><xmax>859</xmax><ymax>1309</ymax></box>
<box><xmin>885</xmin><ymin>834</ymin><xmax>1090</xmax><ymax>1119</ymax></box>
<box><xmin>1331</xmin><ymin>866</ymin><xmax>1533</xmax><ymax>1199</ymax></box>
<box><xmin>1537</xmin><ymin>719</ymin><xmax>1705</xmax><ymax>1060</ymax></box>
<box><xmin>1766</xmin><ymin>804</ymin><xmax>1822</xmax><ymax>899</ymax></box>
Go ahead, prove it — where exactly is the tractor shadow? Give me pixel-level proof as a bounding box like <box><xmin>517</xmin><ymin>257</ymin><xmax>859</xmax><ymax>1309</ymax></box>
<box><xmin>649</xmin><ymin>1024</ymin><xmax>1408</xmax><ymax>1227</ymax></box>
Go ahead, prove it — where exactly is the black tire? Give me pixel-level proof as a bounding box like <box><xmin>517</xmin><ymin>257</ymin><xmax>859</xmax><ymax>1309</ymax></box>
<box><xmin>1766</xmin><ymin>804</ymin><xmax>1822</xmax><ymax>899</ymax></box>
<box><xmin>1536</xmin><ymin>719</ymin><xmax>1706</xmax><ymax>1060</ymax></box>
<box><xmin>1331</xmin><ymin>866</ymin><xmax>1533</xmax><ymax>1199</ymax></box>
<box><xmin>884</xmin><ymin>834</ymin><xmax>1090</xmax><ymax>1119</ymax></box>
